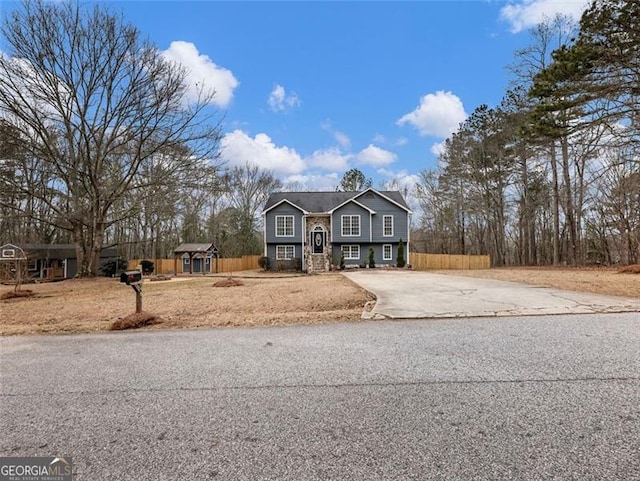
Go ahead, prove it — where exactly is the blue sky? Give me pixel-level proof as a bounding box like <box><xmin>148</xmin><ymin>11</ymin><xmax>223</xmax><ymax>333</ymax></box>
<box><xmin>4</xmin><ymin>0</ymin><xmax>590</xmax><ymax>193</ymax></box>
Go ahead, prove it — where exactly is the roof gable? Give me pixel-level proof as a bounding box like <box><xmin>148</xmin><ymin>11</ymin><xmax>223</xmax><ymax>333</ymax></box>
<box><xmin>353</xmin><ymin>188</ymin><xmax>412</xmax><ymax>213</ymax></box>
<box><xmin>262</xmin><ymin>198</ymin><xmax>308</xmax><ymax>215</ymax></box>
<box><xmin>328</xmin><ymin>198</ymin><xmax>376</xmax><ymax>214</ymax></box>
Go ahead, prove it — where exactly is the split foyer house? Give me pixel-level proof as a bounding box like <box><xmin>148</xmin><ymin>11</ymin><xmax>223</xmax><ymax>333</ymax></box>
<box><xmin>262</xmin><ymin>188</ymin><xmax>411</xmax><ymax>273</ymax></box>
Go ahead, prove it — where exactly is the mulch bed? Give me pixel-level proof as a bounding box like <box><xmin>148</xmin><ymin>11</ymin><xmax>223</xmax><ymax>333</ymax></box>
<box><xmin>110</xmin><ymin>311</ymin><xmax>162</xmax><ymax>330</ymax></box>
<box><xmin>213</xmin><ymin>278</ymin><xmax>244</xmax><ymax>287</ymax></box>
<box><xmin>618</xmin><ymin>264</ymin><xmax>640</xmax><ymax>274</ymax></box>
<box><xmin>1</xmin><ymin>289</ymin><xmax>35</xmax><ymax>300</ymax></box>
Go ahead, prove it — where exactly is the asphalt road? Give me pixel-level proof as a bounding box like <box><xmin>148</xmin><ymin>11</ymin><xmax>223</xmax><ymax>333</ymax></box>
<box><xmin>1</xmin><ymin>314</ymin><xmax>639</xmax><ymax>480</ymax></box>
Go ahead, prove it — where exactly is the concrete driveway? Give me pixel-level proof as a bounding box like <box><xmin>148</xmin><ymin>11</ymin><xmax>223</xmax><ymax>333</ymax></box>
<box><xmin>343</xmin><ymin>270</ymin><xmax>640</xmax><ymax>319</ymax></box>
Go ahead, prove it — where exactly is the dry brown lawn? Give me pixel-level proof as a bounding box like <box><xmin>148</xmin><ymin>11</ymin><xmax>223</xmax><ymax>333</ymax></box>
<box><xmin>0</xmin><ymin>272</ymin><xmax>373</xmax><ymax>336</ymax></box>
<box><xmin>3</xmin><ymin>266</ymin><xmax>638</xmax><ymax>336</ymax></box>
<box><xmin>436</xmin><ymin>265</ymin><xmax>640</xmax><ymax>299</ymax></box>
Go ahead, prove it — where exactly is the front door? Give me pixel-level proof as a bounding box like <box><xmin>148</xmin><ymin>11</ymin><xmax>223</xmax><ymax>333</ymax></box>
<box><xmin>312</xmin><ymin>229</ymin><xmax>325</xmax><ymax>254</ymax></box>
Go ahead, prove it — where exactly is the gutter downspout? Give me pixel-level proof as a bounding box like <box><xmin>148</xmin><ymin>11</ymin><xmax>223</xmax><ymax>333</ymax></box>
<box><xmin>263</xmin><ymin>212</ymin><xmax>267</xmax><ymax>264</ymax></box>
<box><xmin>407</xmin><ymin>212</ymin><xmax>411</xmax><ymax>266</ymax></box>
<box><xmin>302</xmin><ymin>215</ymin><xmax>307</xmax><ymax>273</ymax></box>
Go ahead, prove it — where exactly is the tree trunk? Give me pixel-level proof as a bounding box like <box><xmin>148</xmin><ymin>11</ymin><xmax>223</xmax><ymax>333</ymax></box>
<box><xmin>549</xmin><ymin>142</ymin><xmax>561</xmax><ymax>265</ymax></box>
<box><xmin>560</xmin><ymin>135</ymin><xmax>577</xmax><ymax>265</ymax></box>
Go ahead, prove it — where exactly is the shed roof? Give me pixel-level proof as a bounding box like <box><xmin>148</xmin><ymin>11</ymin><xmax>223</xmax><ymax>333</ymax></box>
<box><xmin>173</xmin><ymin>243</ymin><xmax>218</xmax><ymax>255</ymax></box>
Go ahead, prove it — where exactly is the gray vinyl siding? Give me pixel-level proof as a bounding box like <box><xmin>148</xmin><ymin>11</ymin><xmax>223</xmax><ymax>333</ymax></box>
<box><xmin>183</xmin><ymin>257</ymin><xmax>211</xmax><ymax>273</ymax></box>
<box><xmin>370</xmin><ymin>211</ymin><xmax>409</xmax><ymax>243</ymax></box>
<box><xmin>333</xmin><ymin>243</ymin><xmax>398</xmax><ymax>267</ymax></box>
<box><xmin>356</xmin><ymin>192</ymin><xmax>410</xmax><ymax>243</ymax></box>
<box><xmin>264</xmin><ymin>203</ymin><xmax>304</xmax><ymax>243</ymax></box>
<box><xmin>331</xmin><ymin>203</ymin><xmax>371</xmax><ymax>243</ymax></box>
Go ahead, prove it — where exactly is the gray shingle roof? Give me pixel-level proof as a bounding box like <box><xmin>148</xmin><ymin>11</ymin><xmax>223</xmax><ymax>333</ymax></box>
<box><xmin>19</xmin><ymin>244</ymin><xmax>117</xmax><ymax>259</ymax></box>
<box><xmin>173</xmin><ymin>243</ymin><xmax>218</xmax><ymax>254</ymax></box>
<box><xmin>263</xmin><ymin>189</ymin><xmax>409</xmax><ymax>213</ymax></box>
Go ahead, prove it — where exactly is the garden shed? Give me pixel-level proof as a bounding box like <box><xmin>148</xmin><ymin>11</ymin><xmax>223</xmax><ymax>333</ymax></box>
<box><xmin>173</xmin><ymin>243</ymin><xmax>219</xmax><ymax>275</ymax></box>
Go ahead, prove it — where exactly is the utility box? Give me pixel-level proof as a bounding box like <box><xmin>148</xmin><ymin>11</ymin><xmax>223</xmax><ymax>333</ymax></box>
<box><xmin>120</xmin><ymin>270</ymin><xmax>142</xmax><ymax>285</ymax></box>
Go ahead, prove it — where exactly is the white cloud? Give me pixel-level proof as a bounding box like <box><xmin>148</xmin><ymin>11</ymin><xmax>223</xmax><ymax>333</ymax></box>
<box><xmin>395</xmin><ymin>137</ymin><xmax>408</xmax><ymax>147</ymax></box>
<box><xmin>333</xmin><ymin>131</ymin><xmax>351</xmax><ymax>149</ymax></box>
<box><xmin>356</xmin><ymin>144</ymin><xmax>397</xmax><ymax>167</ymax></box>
<box><xmin>397</xmin><ymin>91</ymin><xmax>467</xmax><ymax>138</ymax></box>
<box><xmin>321</xmin><ymin>120</ymin><xmax>351</xmax><ymax>148</ymax></box>
<box><xmin>162</xmin><ymin>41</ymin><xmax>238</xmax><ymax>107</ymax></box>
<box><xmin>372</xmin><ymin>134</ymin><xmax>386</xmax><ymax>144</ymax></box>
<box><xmin>220</xmin><ymin>130</ymin><xmax>305</xmax><ymax>175</ymax></box>
<box><xmin>283</xmin><ymin>173</ymin><xmax>340</xmax><ymax>191</ymax></box>
<box><xmin>0</xmin><ymin>53</ymin><xmax>74</xmax><ymax>122</ymax></box>
<box><xmin>430</xmin><ymin>141</ymin><xmax>447</xmax><ymax>157</ymax></box>
<box><xmin>268</xmin><ymin>84</ymin><xmax>301</xmax><ymax>112</ymax></box>
<box><xmin>500</xmin><ymin>0</ymin><xmax>588</xmax><ymax>34</ymax></box>
<box><xmin>308</xmin><ymin>148</ymin><xmax>352</xmax><ymax>171</ymax></box>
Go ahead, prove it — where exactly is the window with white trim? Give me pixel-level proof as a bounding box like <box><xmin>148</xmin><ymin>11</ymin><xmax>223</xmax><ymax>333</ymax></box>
<box><xmin>383</xmin><ymin>215</ymin><xmax>393</xmax><ymax>237</ymax></box>
<box><xmin>341</xmin><ymin>245</ymin><xmax>360</xmax><ymax>260</ymax></box>
<box><xmin>383</xmin><ymin>244</ymin><xmax>392</xmax><ymax>260</ymax></box>
<box><xmin>276</xmin><ymin>215</ymin><xmax>294</xmax><ymax>237</ymax></box>
<box><xmin>276</xmin><ymin>245</ymin><xmax>295</xmax><ymax>260</ymax></box>
<box><xmin>341</xmin><ymin>215</ymin><xmax>361</xmax><ymax>237</ymax></box>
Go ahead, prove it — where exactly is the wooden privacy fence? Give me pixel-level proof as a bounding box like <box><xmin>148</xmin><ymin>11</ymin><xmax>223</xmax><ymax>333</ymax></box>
<box><xmin>411</xmin><ymin>253</ymin><xmax>490</xmax><ymax>270</ymax></box>
<box><xmin>128</xmin><ymin>255</ymin><xmax>261</xmax><ymax>275</ymax></box>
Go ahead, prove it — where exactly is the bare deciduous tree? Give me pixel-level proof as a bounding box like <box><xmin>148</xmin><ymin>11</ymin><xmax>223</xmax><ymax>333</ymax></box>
<box><xmin>0</xmin><ymin>0</ymin><xmax>222</xmax><ymax>276</ymax></box>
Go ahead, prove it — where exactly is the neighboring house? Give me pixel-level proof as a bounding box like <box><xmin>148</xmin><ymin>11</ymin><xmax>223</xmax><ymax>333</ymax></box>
<box><xmin>262</xmin><ymin>188</ymin><xmax>411</xmax><ymax>273</ymax></box>
<box><xmin>18</xmin><ymin>244</ymin><xmax>117</xmax><ymax>280</ymax></box>
<box><xmin>173</xmin><ymin>243</ymin><xmax>219</xmax><ymax>274</ymax></box>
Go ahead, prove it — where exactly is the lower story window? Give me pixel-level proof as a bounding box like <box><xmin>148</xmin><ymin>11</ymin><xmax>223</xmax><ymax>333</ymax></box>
<box><xmin>383</xmin><ymin>244</ymin><xmax>392</xmax><ymax>261</ymax></box>
<box><xmin>276</xmin><ymin>245</ymin><xmax>295</xmax><ymax>260</ymax></box>
<box><xmin>341</xmin><ymin>245</ymin><xmax>360</xmax><ymax>260</ymax></box>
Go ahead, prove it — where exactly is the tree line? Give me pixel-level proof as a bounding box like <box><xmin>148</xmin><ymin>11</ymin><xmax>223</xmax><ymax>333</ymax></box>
<box><xmin>3</xmin><ymin>0</ymin><xmax>638</xmax><ymax>276</ymax></box>
<box><xmin>413</xmin><ymin>0</ymin><xmax>639</xmax><ymax>266</ymax></box>
<box><xmin>0</xmin><ymin>0</ymin><xmax>282</xmax><ymax>275</ymax></box>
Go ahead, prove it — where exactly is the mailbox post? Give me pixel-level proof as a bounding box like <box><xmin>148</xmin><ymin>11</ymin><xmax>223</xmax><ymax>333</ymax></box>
<box><xmin>120</xmin><ymin>270</ymin><xmax>143</xmax><ymax>313</ymax></box>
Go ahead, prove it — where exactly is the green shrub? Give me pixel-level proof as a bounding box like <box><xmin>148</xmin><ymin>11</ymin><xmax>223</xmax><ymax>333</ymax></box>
<box><xmin>140</xmin><ymin>259</ymin><xmax>154</xmax><ymax>275</ymax></box>
<box><xmin>339</xmin><ymin>252</ymin><xmax>345</xmax><ymax>270</ymax></box>
<box><xmin>397</xmin><ymin>239</ymin><xmax>406</xmax><ymax>268</ymax></box>
<box><xmin>258</xmin><ymin>256</ymin><xmax>271</xmax><ymax>271</ymax></box>
<box><xmin>100</xmin><ymin>258</ymin><xmax>128</xmax><ymax>277</ymax></box>
<box><xmin>368</xmin><ymin>246</ymin><xmax>375</xmax><ymax>268</ymax></box>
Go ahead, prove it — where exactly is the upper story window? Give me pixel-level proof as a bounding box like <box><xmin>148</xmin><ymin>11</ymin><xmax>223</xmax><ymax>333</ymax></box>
<box><xmin>383</xmin><ymin>215</ymin><xmax>393</xmax><ymax>237</ymax></box>
<box><xmin>341</xmin><ymin>215</ymin><xmax>361</xmax><ymax>237</ymax></box>
<box><xmin>276</xmin><ymin>215</ymin><xmax>294</xmax><ymax>237</ymax></box>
